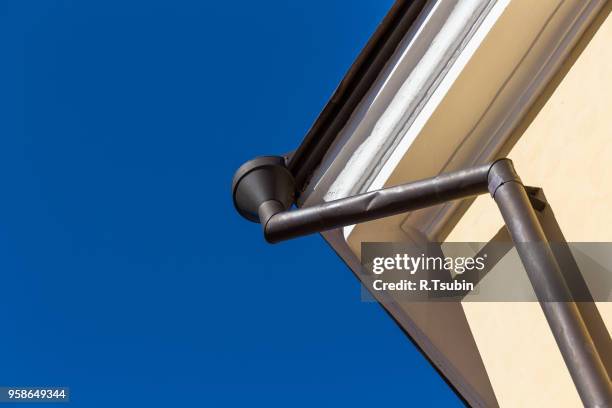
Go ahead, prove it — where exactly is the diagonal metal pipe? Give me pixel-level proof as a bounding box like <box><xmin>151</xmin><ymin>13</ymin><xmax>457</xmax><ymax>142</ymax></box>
<box><xmin>489</xmin><ymin>161</ymin><xmax>611</xmax><ymax>408</ymax></box>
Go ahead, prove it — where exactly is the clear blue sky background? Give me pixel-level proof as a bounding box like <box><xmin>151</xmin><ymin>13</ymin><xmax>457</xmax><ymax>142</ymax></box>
<box><xmin>0</xmin><ymin>1</ymin><xmax>462</xmax><ymax>406</ymax></box>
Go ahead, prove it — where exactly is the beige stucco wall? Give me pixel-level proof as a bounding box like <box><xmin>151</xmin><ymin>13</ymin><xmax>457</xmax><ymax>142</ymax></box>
<box><xmin>447</xmin><ymin>4</ymin><xmax>612</xmax><ymax>407</ymax></box>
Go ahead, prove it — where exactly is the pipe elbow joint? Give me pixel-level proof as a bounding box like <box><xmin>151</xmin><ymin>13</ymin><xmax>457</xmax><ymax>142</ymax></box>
<box><xmin>487</xmin><ymin>158</ymin><xmax>522</xmax><ymax>198</ymax></box>
<box><xmin>258</xmin><ymin>200</ymin><xmax>285</xmax><ymax>244</ymax></box>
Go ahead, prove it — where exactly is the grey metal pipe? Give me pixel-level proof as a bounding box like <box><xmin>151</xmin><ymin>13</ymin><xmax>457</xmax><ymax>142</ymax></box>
<box><xmin>489</xmin><ymin>160</ymin><xmax>612</xmax><ymax>408</ymax></box>
<box><xmin>264</xmin><ymin>163</ymin><xmax>491</xmax><ymax>243</ymax></box>
<box><xmin>233</xmin><ymin>156</ymin><xmax>612</xmax><ymax>405</ymax></box>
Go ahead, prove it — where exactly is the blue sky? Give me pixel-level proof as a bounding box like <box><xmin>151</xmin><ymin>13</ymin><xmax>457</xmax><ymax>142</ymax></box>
<box><xmin>0</xmin><ymin>1</ymin><xmax>461</xmax><ymax>406</ymax></box>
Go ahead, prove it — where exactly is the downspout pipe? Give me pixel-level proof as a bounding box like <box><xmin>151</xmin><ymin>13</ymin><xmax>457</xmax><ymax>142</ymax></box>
<box><xmin>232</xmin><ymin>156</ymin><xmax>612</xmax><ymax>406</ymax></box>
<box><xmin>264</xmin><ymin>163</ymin><xmax>491</xmax><ymax>243</ymax></box>
<box><xmin>490</xmin><ymin>166</ymin><xmax>612</xmax><ymax>407</ymax></box>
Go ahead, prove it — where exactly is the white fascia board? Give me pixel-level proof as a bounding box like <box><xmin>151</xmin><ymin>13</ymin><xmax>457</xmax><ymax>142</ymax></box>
<box><xmin>329</xmin><ymin>0</ymin><xmax>501</xmax><ymax>203</ymax></box>
<box><xmin>300</xmin><ymin>0</ymin><xmax>497</xmax><ymax>208</ymax></box>
<box><xmin>366</xmin><ymin>0</ymin><xmax>510</xmax><ymax>196</ymax></box>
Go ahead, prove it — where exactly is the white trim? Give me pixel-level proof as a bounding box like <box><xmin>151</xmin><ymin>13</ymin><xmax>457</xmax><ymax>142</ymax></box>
<box><xmin>300</xmin><ymin>0</ymin><xmax>496</xmax><ymax>206</ymax></box>
<box><xmin>368</xmin><ymin>0</ymin><xmax>510</xmax><ymax>194</ymax></box>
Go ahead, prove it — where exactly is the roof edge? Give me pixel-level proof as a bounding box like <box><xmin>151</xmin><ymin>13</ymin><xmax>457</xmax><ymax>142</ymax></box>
<box><xmin>287</xmin><ymin>0</ymin><xmax>429</xmax><ymax>193</ymax></box>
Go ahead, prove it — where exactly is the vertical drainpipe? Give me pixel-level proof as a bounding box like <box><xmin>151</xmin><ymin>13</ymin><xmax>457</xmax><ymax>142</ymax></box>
<box><xmin>489</xmin><ymin>159</ymin><xmax>612</xmax><ymax>407</ymax></box>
